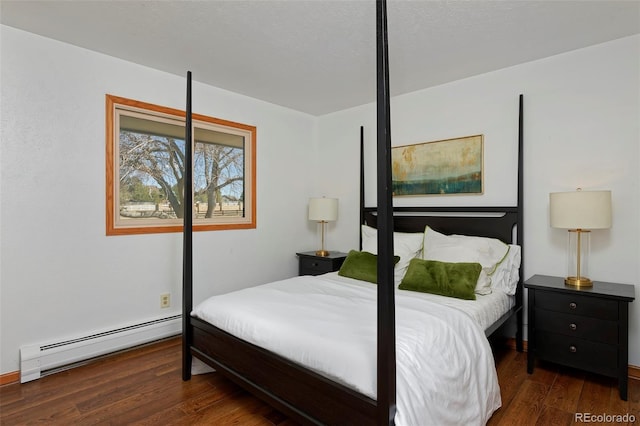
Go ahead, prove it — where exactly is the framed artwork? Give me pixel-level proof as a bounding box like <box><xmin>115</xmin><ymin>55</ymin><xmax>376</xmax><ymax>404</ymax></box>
<box><xmin>392</xmin><ymin>134</ymin><xmax>483</xmax><ymax>196</ymax></box>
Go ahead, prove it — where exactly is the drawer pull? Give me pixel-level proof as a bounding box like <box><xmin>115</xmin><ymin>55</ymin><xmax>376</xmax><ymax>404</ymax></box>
<box><xmin>569</xmin><ymin>302</ymin><xmax>577</xmax><ymax>310</ymax></box>
<box><xmin>569</xmin><ymin>323</ymin><xmax>577</xmax><ymax>331</ymax></box>
<box><xmin>569</xmin><ymin>345</ymin><xmax>577</xmax><ymax>353</ymax></box>
<box><xmin>312</xmin><ymin>262</ymin><xmax>318</xmax><ymax>267</ymax></box>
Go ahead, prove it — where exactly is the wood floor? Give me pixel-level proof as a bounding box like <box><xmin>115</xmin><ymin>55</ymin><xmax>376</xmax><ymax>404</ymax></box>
<box><xmin>1</xmin><ymin>337</ymin><xmax>638</xmax><ymax>425</ymax></box>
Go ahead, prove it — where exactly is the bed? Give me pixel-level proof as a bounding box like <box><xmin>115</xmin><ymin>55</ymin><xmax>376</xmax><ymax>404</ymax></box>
<box><xmin>181</xmin><ymin>2</ymin><xmax>524</xmax><ymax>425</ymax></box>
<box><xmin>187</xmin><ymin>205</ymin><xmax>523</xmax><ymax>425</ymax></box>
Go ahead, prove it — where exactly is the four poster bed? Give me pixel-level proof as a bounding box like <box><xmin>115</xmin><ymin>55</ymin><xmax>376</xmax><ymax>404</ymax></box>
<box><xmin>182</xmin><ymin>2</ymin><xmax>524</xmax><ymax>425</ymax></box>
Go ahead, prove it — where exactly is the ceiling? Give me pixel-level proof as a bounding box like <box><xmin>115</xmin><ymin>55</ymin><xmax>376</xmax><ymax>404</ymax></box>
<box><xmin>2</xmin><ymin>0</ymin><xmax>639</xmax><ymax>116</ymax></box>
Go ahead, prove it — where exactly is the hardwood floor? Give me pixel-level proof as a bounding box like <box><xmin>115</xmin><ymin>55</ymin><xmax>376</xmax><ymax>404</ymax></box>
<box><xmin>1</xmin><ymin>337</ymin><xmax>638</xmax><ymax>425</ymax></box>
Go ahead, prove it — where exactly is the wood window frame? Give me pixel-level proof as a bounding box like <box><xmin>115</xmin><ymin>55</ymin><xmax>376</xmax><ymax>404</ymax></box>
<box><xmin>106</xmin><ymin>94</ymin><xmax>256</xmax><ymax>236</ymax></box>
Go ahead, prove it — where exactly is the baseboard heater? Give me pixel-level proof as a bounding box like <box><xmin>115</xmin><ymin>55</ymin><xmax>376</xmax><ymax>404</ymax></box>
<box><xmin>20</xmin><ymin>314</ymin><xmax>181</xmax><ymax>383</ymax></box>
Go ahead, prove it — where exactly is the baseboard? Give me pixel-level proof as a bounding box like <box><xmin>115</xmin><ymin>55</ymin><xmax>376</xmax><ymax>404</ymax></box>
<box><xmin>506</xmin><ymin>338</ymin><xmax>639</xmax><ymax>380</ymax></box>
<box><xmin>0</xmin><ymin>371</ymin><xmax>19</xmax><ymax>386</ymax></box>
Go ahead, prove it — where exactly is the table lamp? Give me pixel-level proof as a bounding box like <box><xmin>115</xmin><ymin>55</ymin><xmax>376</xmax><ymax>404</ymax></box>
<box><xmin>308</xmin><ymin>197</ymin><xmax>338</xmax><ymax>257</ymax></box>
<box><xmin>550</xmin><ymin>189</ymin><xmax>612</xmax><ymax>287</ymax></box>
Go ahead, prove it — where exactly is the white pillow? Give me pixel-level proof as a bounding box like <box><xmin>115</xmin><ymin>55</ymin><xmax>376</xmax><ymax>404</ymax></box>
<box><xmin>422</xmin><ymin>226</ymin><xmax>509</xmax><ymax>295</ymax></box>
<box><xmin>491</xmin><ymin>244</ymin><xmax>521</xmax><ymax>295</ymax></box>
<box><xmin>361</xmin><ymin>225</ymin><xmax>424</xmax><ymax>285</ymax></box>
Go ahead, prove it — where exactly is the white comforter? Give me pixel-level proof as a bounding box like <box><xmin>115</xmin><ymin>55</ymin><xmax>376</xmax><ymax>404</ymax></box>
<box><xmin>192</xmin><ymin>273</ymin><xmax>501</xmax><ymax>426</ymax></box>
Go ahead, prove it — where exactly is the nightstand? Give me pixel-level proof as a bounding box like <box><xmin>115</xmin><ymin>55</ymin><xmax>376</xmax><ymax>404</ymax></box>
<box><xmin>525</xmin><ymin>274</ymin><xmax>635</xmax><ymax>400</ymax></box>
<box><xmin>296</xmin><ymin>251</ymin><xmax>347</xmax><ymax>276</ymax></box>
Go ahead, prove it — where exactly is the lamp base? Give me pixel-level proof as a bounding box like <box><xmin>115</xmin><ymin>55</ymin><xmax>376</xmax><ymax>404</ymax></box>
<box><xmin>564</xmin><ymin>276</ymin><xmax>593</xmax><ymax>288</ymax></box>
<box><xmin>315</xmin><ymin>249</ymin><xmax>330</xmax><ymax>257</ymax></box>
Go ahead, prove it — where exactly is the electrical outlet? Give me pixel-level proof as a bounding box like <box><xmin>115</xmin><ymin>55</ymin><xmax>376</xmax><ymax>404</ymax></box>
<box><xmin>160</xmin><ymin>293</ymin><xmax>170</xmax><ymax>308</ymax></box>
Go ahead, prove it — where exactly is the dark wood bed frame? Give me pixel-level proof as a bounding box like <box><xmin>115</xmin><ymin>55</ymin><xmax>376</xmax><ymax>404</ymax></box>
<box><xmin>181</xmin><ymin>2</ymin><xmax>524</xmax><ymax>425</ymax></box>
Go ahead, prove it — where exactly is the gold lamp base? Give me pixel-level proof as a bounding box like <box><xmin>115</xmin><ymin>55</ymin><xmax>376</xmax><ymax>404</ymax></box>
<box><xmin>315</xmin><ymin>249</ymin><xmax>330</xmax><ymax>257</ymax></box>
<box><xmin>564</xmin><ymin>276</ymin><xmax>593</xmax><ymax>288</ymax></box>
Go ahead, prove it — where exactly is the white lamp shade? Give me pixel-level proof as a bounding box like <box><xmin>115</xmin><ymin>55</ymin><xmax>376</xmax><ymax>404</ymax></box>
<box><xmin>550</xmin><ymin>190</ymin><xmax>612</xmax><ymax>229</ymax></box>
<box><xmin>309</xmin><ymin>198</ymin><xmax>338</xmax><ymax>222</ymax></box>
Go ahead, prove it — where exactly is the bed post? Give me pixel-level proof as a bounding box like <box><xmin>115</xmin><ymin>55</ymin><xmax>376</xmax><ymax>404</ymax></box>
<box><xmin>360</xmin><ymin>126</ymin><xmax>365</xmax><ymax>251</ymax></box>
<box><xmin>515</xmin><ymin>94</ymin><xmax>524</xmax><ymax>352</ymax></box>
<box><xmin>376</xmin><ymin>0</ymin><xmax>396</xmax><ymax>424</ymax></box>
<box><xmin>182</xmin><ymin>71</ymin><xmax>194</xmax><ymax>381</ymax></box>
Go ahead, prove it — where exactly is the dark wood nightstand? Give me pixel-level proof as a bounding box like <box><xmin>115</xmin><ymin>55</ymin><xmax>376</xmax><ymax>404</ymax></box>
<box><xmin>525</xmin><ymin>274</ymin><xmax>635</xmax><ymax>400</ymax></box>
<box><xmin>296</xmin><ymin>251</ymin><xmax>347</xmax><ymax>276</ymax></box>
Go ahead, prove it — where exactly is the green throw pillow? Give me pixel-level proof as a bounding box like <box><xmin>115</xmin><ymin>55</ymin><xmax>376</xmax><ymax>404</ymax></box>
<box><xmin>399</xmin><ymin>258</ymin><xmax>480</xmax><ymax>300</ymax></box>
<box><xmin>338</xmin><ymin>250</ymin><xmax>400</xmax><ymax>284</ymax></box>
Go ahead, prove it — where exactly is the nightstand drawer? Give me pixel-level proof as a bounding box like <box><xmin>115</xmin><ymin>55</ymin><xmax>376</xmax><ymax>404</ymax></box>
<box><xmin>536</xmin><ymin>331</ymin><xmax>618</xmax><ymax>377</ymax></box>
<box><xmin>296</xmin><ymin>252</ymin><xmax>348</xmax><ymax>276</ymax></box>
<box><xmin>535</xmin><ymin>309</ymin><xmax>618</xmax><ymax>345</ymax></box>
<box><xmin>536</xmin><ymin>291</ymin><xmax>618</xmax><ymax>320</ymax></box>
<box><xmin>299</xmin><ymin>257</ymin><xmax>335</xmax><ymax>275</ymax></box>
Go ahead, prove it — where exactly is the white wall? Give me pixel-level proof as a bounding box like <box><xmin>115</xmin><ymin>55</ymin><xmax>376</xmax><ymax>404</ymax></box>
<box><xmin>0</xmin><ymin>26</ymin><xmax>319</xmax><ymax>375</ymax></box>
<box><xmin>318</xmin><ymin>35</ymin><xmax>640</xmax><ymax>366</ymax></box>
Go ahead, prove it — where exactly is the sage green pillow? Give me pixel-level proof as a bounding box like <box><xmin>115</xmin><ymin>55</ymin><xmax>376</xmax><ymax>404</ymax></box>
<box><xmin>399</xmin><ymin>258</ymin><xmax>480</xmax><ymax>300</ymax></box>
<box><xmin>338</xmin><ymin>250</ymin><xmax>400</xmax><ymax>284</ymax></box>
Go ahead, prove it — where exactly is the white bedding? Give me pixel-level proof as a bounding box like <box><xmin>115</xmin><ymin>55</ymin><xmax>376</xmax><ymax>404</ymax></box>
<box><xmin>192</xmin><ymin>272</ymin><xmax>502</xmax><ymax>425</ymax></box>
<box><xmin>393</xmin><ymin>274</ymin><xmax>515</xmax><ymax>330</ymax></box>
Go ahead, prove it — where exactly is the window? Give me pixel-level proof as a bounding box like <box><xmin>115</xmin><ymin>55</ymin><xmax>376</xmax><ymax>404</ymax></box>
<box><xmin>106</xmin><ymin>95</ymin><xmax>256</xmax><ymax>235</ymax></box>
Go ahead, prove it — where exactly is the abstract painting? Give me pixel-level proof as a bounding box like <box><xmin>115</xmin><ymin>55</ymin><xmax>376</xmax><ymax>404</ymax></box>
<box><xmin>392</xmin><ymin>134</ymin><xmax>483</xmax><ymax>196</ymax></box>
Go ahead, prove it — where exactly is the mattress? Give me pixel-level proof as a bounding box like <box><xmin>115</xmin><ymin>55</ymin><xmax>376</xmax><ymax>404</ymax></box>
<box><xmin>192</xmin><ymin>272</ymin><xmax>503</xmax><ymax>425</ymax></box>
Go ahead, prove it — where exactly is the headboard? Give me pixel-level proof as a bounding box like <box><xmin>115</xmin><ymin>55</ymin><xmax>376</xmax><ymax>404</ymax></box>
<box><xmin>362</xmin><ymin>206</ymin><xmax>519</xmax><ymax>245</ymax></box>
